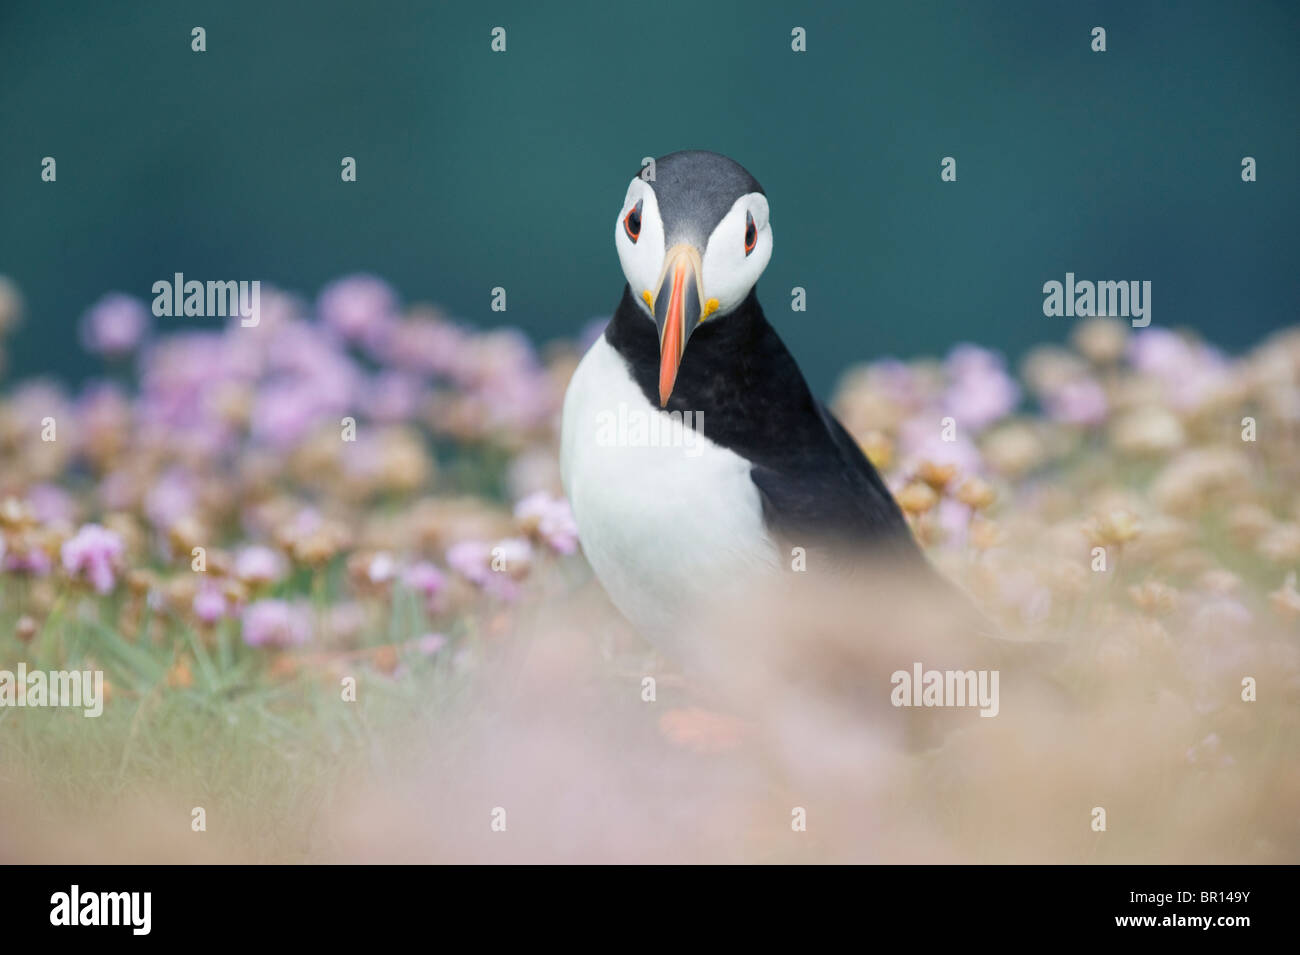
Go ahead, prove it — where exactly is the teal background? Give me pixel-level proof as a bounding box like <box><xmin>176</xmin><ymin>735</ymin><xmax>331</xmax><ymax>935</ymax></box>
<box><xmin>2</xmin><ymin>0</ymin><xmax>1297</xmax><ymax>390</ymax></box>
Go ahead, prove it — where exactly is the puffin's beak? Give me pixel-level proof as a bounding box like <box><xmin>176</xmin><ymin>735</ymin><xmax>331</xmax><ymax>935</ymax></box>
<box><xmin>650</xmin><ymin>244</ymin><xmax>705</xmax><ymax>406</ymax></box>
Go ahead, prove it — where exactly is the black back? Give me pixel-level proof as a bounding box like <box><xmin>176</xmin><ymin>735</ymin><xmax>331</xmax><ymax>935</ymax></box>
<box><xmin>604</xmin><ymin>286</ymin><xmax>924</xmax><ymax>563</ymax></box>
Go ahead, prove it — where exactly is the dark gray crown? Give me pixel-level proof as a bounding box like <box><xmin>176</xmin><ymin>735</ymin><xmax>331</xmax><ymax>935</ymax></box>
<box><xmin>642</xmin><ymin>150</ymin><xmax>764</xmax><ymax>247</ymax></box>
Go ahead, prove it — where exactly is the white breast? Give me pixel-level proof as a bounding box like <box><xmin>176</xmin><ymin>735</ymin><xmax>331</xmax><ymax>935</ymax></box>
<box><xmin>561</xmin><ymin>335</ymin><xmax>781</xmax><ymax>654</ymax></box>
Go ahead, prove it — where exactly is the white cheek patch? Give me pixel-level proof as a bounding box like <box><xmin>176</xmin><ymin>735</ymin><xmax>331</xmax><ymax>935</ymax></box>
<box><xmin>615</xmin><ymin>178</ymin><xmax>665</xmax><ymax>315</ymax></box>
<box><xmin>701</xmin><ymin>192</ymin><xmax>772</xmax><ymax>317</ymax></box>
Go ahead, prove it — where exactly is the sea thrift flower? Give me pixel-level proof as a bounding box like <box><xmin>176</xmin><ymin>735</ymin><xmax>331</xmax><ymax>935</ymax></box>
<box><xmin>446</xmin><ymin>539</ymin><xmax>492</xmax><ymax>585</ymax></box>
<box><xmin>380</xmin><ymin>311</ymin><xmax>469</xmax><ymax>376</ymax></box>
<box><xmin>1043</xmin><ymin>378</ymin><xmax>1108</xmax><ymax>426</ymax></box>
<box><xmin>403</xmin><ymin>561</ymin><xmax>447</xmax><ymax>611</ymax></box>
<box><xmin>446</xmin><ymin>538</ymin><xmax>532</xmax><ymax>600</ymax></box>
<box><xmin>192</xmin><ymin>583</ymin><xmax>230</xmax><ymax>624</ymax></box>
<box><xmin>241</xmin><ymin>600</ymin><xmax>312</xmax><ymax>648</ymax></box>
<box><xmin>317</xmin><ymin>274</ymin><xmax>398</xmax><ymax>347</ymax></box>
<box><xmin>363</xmin><ymin>371</ymin><xmax>426</xmax><ymax>424</ymax></box>
<box><xmin>143</xmin><ymin>468</ymin><xmax>197</xmax><ymax>531</ymax></box>
<box><xmin>25</xmin><ymin>483</ymin><xmax>77</xmax><ymax>525</ymax></box>
<box><xmin>942</xmin><ymin>344</ymin><xmax>1020</xmax><ymax>431</ymax></box>
<box><xmin>4</xmin><ymin>542</ymin><xmax>53</xmax><ymax>577</ymax></box>
<box><xmin>514</xmin><ymin>491</ymin><xmax>579</xmax><ymax>555</ymax></box>
<box><xmin>235</xmin><ymin>545</ymin><xmax>285</xmax><ymax>585</ymax></box>
<box><xmin>60</xmin><ymin>523</ymin><xmax>125</xmax><ymax>594</ymax></box>
<box><xmin>367</xmin><ymin>551</ymin><xmax>397</xmax><ymax>584</ymax></box>
<box><xmin>897</xmin><ymin>416</ymin><xmax>982</xmax><ymax>476</ymax></box>
<box><xmin>416</xmin><ymin>633</ymin><xmax>448</xmax><ymax>655</ymax></box>
<box><xmin>79</xmin><ymin>293</ymin><xmax>150</xmax><ymax>357</ymax></box>
<box><xmin>490</xmin><ymin>537</ymin><xmax>533</xmax><ymax>579</ymax></box>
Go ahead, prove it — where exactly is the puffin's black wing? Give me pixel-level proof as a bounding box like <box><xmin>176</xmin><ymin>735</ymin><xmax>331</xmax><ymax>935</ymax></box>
<box><xmin>749</xmin><ymin>401</ymin><xmax>923</xmax><ymax>563</ymax></box>
<box><xmin>605</xmin><ymin>284</ymin><xmax>923</xmax><ymax>563</ymax></box>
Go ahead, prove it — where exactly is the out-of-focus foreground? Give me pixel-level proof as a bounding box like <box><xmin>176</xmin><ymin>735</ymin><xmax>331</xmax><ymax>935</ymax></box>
<box><xmin>0</xmin><ymin>277</ymin><xmax>1296</xmax><ymax>862</ymax></box>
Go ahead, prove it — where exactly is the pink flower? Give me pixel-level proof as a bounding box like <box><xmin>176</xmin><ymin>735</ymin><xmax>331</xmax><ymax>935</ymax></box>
<box><xmin>193</xmin><ymin>583</ymin><xmax>230</xmax><ymax>624</ymax></box>
<box><xmin>367</xmin><ymin>552</ymin><xmax>398</xmax><ymax>584</ymax></box>
<box><xmin>60</xmin><ymin>523</ymin><xmax>125</xmax><ymax>594</ymax></box>
<box><xmin>4</xmin><ymin>546</ymin><xmax>52</xmax><ymax>577</ymax></box>
<box><xmin>403</xmin><ymin>561</ymin><xmax>447</xmax><ymax>612</ymax></box>
<box><xmin>317</xmin><ymin>274</ymin><xmax>398</xmax><ymax>347</ymax></box>
<box><xmin>143</xmin><ymin>467</ymin><xmax>197</xmax><ymax>531</ymax></box>
<box><xmin>235</xmin><ymin>546</ymin><xmax>285</xmax><ymax>585</ymax></box>
<box><xmin>416</xmin><ymin>633</ymin><xmax>447</xmax><ymax>655</ymax></box>
<box><xmin>514</xmin><ymin>491</ymin><xmax>579</xmax><ymax>555</ymax></box>
<box><xmin>362</xmin><ymin>371</ymin><xmax>426</xmax><ymax>423</ymax></box>
<box><xmin>446</xmin><ymin>540</ymin><xmax>492</xmax><ymax>585</ymax></box>
<box><xmin>379</xmin><ymin>315</ymin><xmax>468</xmax><ymax>376</ymax></box>
<box><xmin>1043</xmin><ymin>378</ymin><xmax>1108</xmax><ymax>426</ymax></box>
<box><xmin>1127</xmin><ymin>328</ymin><xmax>1230</xmax><ymax>411</ymax></box>
<box><xmin>241</xmin><ymin>600</ymin><xmax>312</xmax><ymax>648</ymax></box>
<box><xmin>942</xmin><ymin>344</ymin><xmax>1020</xmax><ymax>431</ymax></box>
<box><xmin>26</xmin><ymin>484</ymin><xmax>78</xmax><ymax>525</ymax></box>
<box><xmin>446</xmin><ymin>538</ymin><xmax>532</xmax><ymax>601</ymax></box>
<box><xmin>897</xmin><ymin>416</ymin><xmax>983</xmax><ymax>475</ymax></box>
<box><xmin>80</xmin><ymin>293</ymin><xmax>150</xmax><ymax>357</ymax></box>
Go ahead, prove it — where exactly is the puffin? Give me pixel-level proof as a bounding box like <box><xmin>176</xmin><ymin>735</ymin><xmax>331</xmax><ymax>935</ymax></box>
<box><xmin>561</xmin><ymin>151</ymin><xmax>944</xmax><ymax>657</ymax></box>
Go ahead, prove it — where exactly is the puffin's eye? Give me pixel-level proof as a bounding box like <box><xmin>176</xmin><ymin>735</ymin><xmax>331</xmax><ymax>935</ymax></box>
<box><xmin>744</xmin><ymin>211</ymin><xmax>757</xmax><ymax>255</ymax></box>
<box><xmin>624</xmin><ymin>200</ymin><xmax>643</xmax><ymax>243</ymax></box>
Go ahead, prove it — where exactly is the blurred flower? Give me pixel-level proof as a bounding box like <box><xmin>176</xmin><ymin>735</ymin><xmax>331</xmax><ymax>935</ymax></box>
<box><xmin>416</xmin><ymin>633</ymin><xmax>448</xmax><ymax>655</ymax></box>
<box><xmin>1269</xmin><ymin>573</ymin><xmax>1300</xmax><ymax>620</ymax></box>
<box><xmin>381</xmin><ymin>308</ymin><xmax>469</xmax><ymax>376</ymax></box>
<box><xmin>4</xmin><ymin>537</ymin><xmax>53</xmax><ymax>577</ymax></box>
<box><xmin>79</xmin><ymin>293</ymin><xmax>150</xmax><ymax>357</ymax></box>
<box><xmin>60</xmin><ymin>523</ymin><xmax>125</xmax><ymax>594</ymax></box>
<box><xmin>143</xmin><ymin>467</ymin><xmax>197</xmax><ymax>531</ymax></box>
<box><xmin>1128</xmin><ymin>580</ymin><xmax>1178</xmax><ymax>616</ymax></box>
<box><xmin>897</xmin><ymin>416</ymin><xmax>982</xmax><ymax>476</ymax></box>
<box><xmin>1111</xmin><ymin>406</ymin><xmax>1185</xmax><ymax>456</ymax></box>
<box><xmin>1042</xmin><ymin>378</ymin><xmax>1108</xmax><ymax>426</ymax></box>
<box><xmin>447</xmin><ymin>537</ymin><xmax>532</xmax><ymax>600</ymax></box>
<box><xmin>1258</xmin><ymin>523</ymin><xmax>1300</xmax><ymax>564</ymax></box>
<box><xmin>897</xmin><ymin>482</ymin><xmax>938</xmax><ymax>515</ymax></box>
<box><xmin>317</xmin><ymin>274</ymin><xmax>398</xmax><ymax>348</ymax></box>
<box><xmin>362</xmin><ymin>371</ymin><xmax>427</xmax><ymax>424</ymax></box>
<box><xmin>1071</xmin><ymin>317</ymin><xmax>1127</xmax><ymax>365</ymax></box>
<box><xmin>15</xmin><ymin>615</ymin><xmax>38</xmax><ymax>643</ymax></box>
<box><xmin>514</xmin><ymin>491</ymin><xmax>579</xmax><ymax>555</ymax></box>
<box><xmin>193</xmin><ymin>582</ymin><xmax>231</xmax><ymax>624</ymax></box>
<box><xmin>403</xmin><ymin>561</ymin><xmax>448</xmax><ymax>613</ymax></box>
<box><xmin>235</xmin><ymin>545</ymin><xmax>285</xmax><ymax>586</ymax></box>
<box><xmin>955</xmin><ymin>476</ymin><xmax>996</xmax><ymax>511</ymax></box>
<box><xmin>242</xmin><ymin>599</ymin><xmax>312</xmax><ymax>648</ymax></box>
<box><xmin>916</xmin><ymin>460</ymin><xmax>957</xmax><ymax>492</ymax></box>
<box><xmin>981</xmin><ymin>423</ymin><xmax>1046</xmax><ymax>478</ymax></box>
<box><xmin>1084</xmin><ymin>509</ymin><xmax>1142</xmax><ymax>548</ymax></box>
<box><xmin>25</xmin><ymin>483</ymin><xmax>77</xmax><ymax>525</ymax></box>
<box><xmin>1128</xmin><ymin>328</ymin><xmax>1231</xmax><ymax>412</ymax></box>
<box><xmin>942</xmin><ymin>344</ymin><xmax>1020</xmax><ymax>431</ymax></box>
<box><xmin>446</xmin><ymin>539</ymin><xmax>492</xmax><ymax>585</ymax></box>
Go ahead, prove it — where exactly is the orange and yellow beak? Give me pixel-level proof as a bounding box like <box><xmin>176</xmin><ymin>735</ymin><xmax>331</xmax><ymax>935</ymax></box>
<box><xmin>644</xmin><ymin>245</ymin><xmax>718</xmax><ymax>406</ymax></box>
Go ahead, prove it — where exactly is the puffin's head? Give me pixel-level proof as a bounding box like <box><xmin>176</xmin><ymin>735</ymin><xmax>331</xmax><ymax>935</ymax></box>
<box><xmin>614</xmin><ymin>150</ymin><xmax>772</xmax><ymax>405</ymax></box>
